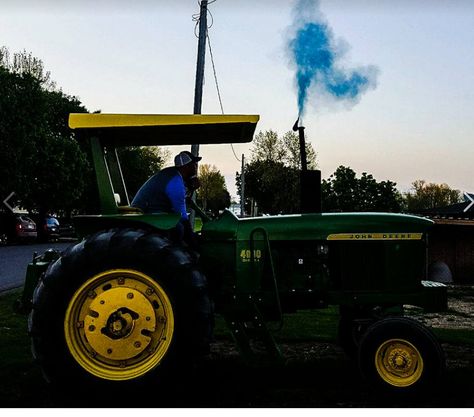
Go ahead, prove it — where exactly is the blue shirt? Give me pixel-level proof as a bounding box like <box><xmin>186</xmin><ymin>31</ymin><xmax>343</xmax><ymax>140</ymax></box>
<box><xmin>131</xmin><ymin>167</ymin><xmax>188</xmax><ymax>219</ymax></box>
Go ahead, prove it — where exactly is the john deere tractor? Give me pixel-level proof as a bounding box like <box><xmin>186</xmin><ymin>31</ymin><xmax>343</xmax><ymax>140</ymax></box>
<box><xmin>21</xmin><ymin>113</ymin><xmax>447</xmax><ymax>392</ymax></box>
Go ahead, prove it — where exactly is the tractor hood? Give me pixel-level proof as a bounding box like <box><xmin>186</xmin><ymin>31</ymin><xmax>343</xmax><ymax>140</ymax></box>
<box><xmin>202</xmin><ymin>211</ymin><xmax>434</xmax><ymax>241</ymax></box>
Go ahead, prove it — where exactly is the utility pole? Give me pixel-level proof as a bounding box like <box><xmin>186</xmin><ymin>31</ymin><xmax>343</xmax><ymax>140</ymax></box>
<box><xmin>190</xmin><ymin>0</ymin><xmax>208</xmax><ymax>226</ymax></box>
<box><xmin>191</xmin><ymin>0</ymin><xmax>208</xmax><ymax>157</ymax></box>
<box><xmin>240</xmin><ymin>154</ymin><xmax>245</xmax><ymax>217</ymax></box>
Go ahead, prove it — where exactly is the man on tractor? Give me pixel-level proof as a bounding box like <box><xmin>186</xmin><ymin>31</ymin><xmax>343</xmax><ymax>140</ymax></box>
<box><xmin>131</xmin><ymin>150</ymin><xmax>201</xmax><ymax>246</ymax></box>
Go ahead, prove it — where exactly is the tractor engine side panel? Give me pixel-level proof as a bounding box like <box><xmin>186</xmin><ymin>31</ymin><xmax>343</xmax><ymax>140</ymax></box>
<box><xmin>328</xmin><ymin>240</ymin><xmax>427</xmax><ymax>292</ymax></box>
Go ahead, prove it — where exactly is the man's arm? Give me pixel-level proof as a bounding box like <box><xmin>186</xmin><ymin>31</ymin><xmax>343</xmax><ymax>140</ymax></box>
<box><xmin>165</xmin><ymin>175</ymin><xmax>188</xmax><ymax>220</ymax></box>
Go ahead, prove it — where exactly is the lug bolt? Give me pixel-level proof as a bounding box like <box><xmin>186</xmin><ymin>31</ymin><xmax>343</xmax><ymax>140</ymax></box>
<box><xmin>158</xmin><ymin>316</ymin><xmax>166</xmax><ymax>323</ymax></box>
<box><xmin>88</xmin><ymin>291</ymin><xmax>96</xmax><ymax>299</ymax></box>
<box><xmin>107</xmin><ymin>348</ymin><xmax>113</xmax><ymax>354</ymax></box>
<box><xmin>146</xmin><ymin>288</ymin><xmax>154</xmax><ymax>295</ymax></box>
<box><xmin>76</xmin><ymin>321</ymin><xmax>84</xmax><ymax>328</ymax></box>
<box><xmin>134</xmin><ymin>341</ymin><xmax>141</xmax><ymax>348</ymax></box>
<box><xmin>88</xmin><ymin>325</ymin><xmax>96</xmax><ymax>332</ymax></box>
<box><xmin>100</xmin><ymin>300</ymin><xmax>105</xmax><ymax>305</ymax></box>
<box><xmin>118</xmin><ymin>277</ymin><xmax>125</xmax><ymax>285</ymax></box>
<box><xmin>145</xmin><ymin>316</ymin><xmax>151</xmax><ymax>321</ymax></box>
<box><xmin>90</xmin><ymin>350</ymin><xmax>97</xmax><ymax>357</ymax></box>
<box><xmin>127</xmin><ymin>293</ymin><xmax>134</xmax><ymax>299</ymax></box>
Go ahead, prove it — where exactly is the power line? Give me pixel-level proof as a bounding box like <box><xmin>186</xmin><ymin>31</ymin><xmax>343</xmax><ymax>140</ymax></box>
<box><xmin>192</xmin><ymin>0</ymin><xmax>241</xmax><ymax>163</ymax></box>
<box><xmin>206</xmin><ymin>33</ymin><xmax>224</xmax><ymax>115</ymax></box>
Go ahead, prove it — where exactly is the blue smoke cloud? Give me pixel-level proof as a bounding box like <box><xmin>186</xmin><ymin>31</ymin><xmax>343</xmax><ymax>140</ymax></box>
<box><xmin>288</xmin><ymin>0</ymin><xmax>379</xmax><ymax>116</ymax></box>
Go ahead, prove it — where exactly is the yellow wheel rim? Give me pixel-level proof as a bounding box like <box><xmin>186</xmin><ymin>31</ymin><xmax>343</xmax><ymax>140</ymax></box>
<box><xmin>375</xmin><ymin>338</ymin><xmax>424</xmax><ymax>387</ymax></box>
<box><xmin>64</xmin><ymin>269</ymin><xmax>174</xmax><ymax>381</ymax></box>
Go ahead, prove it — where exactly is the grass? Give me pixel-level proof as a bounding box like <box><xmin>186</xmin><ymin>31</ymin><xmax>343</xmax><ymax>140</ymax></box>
<box><xmin>432</xmin><ymin>328</ymin><xmax>474</xmax><ymax>346</ymax></box>
<box><xmin>0</xmin><ymin>290</ymin><xmax>50</xmax><ymax>406</ymax></box>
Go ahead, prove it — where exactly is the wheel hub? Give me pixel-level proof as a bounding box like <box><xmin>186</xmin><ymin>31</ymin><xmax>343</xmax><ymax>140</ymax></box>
<box><xmin>388</xmin><ymin>349</ymin><xmax>412</xmax><ymax>369</ymax></box>
<box><xmin>104</xmin><ymin>308</ymin><xmax>137</xmax><ymax>339</ymax></box>
<box><xmin>84</xmin><ymin>287</ymin><xmax>157</xmax><ymax>360</ymax></box>
<box><xmin>375</xmin><ymin>339</ymin><xmax>423</xmax><ymax>387</ymax></box>
<box><xmin>64</xmin><ymin>269</ymin><xmax>174</xmax><ymax>381</ymax></box>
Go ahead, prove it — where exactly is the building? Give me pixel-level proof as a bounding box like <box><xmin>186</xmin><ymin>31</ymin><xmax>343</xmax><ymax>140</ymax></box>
<box><xmin>416</xmin><ymin>193</ymin><xmax>474</xmax><ymax>284</ymax></box>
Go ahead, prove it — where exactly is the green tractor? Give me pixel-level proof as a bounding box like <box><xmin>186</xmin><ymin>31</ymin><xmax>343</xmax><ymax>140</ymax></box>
<box><xmin>22</xmin><ymin>113</ymin><xmax>447</xmax><ymax>392</ymax></box>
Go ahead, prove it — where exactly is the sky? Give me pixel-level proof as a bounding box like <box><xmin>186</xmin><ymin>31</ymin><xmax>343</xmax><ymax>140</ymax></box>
<box><xmin>0</xmin><ymin>0</ymin><xmax>473</xmax><ymax>199</ymax></box>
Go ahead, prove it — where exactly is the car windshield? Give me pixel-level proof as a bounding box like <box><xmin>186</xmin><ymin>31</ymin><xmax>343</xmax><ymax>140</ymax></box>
<box><xmin>19</xmin><ymin>216</ymin><xmax>34</xmax><ymax>223</ymax></box>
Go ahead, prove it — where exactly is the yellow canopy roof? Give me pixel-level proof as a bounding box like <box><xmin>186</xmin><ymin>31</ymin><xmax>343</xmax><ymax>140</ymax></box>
<box><xmin>69</xmin><ymin>114</ymin><xmax>260</xmax><ymax>146</ymax></box>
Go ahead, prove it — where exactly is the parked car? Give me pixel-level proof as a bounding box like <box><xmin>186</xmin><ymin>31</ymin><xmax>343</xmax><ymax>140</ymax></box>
<box><xmin>0</xmin><ymin>212</ymin><xmax>37</xmax><ymax>245</ymax></box>
<box><xmin>35</xmin><ymin>215</ymin><xmax>61</xmax><ymax>242</ymax></box>
<box><xmin>58</xmin><ymin>220</ymin><xmax>76</xmax><ymax>239</ymax></box>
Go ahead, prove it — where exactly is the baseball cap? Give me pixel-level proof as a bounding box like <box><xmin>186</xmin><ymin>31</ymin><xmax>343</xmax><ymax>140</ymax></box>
<box><xmin>174</xmin><ymin>151</ymin><xmax>202</xmax><ymax>167</ymax></box>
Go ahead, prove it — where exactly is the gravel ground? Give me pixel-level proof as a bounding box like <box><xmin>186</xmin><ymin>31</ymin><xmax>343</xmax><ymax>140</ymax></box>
<box><xmin>407</xmin><ymin>285</ymin><xmax>474</xmax><ymax>330</ymax></box>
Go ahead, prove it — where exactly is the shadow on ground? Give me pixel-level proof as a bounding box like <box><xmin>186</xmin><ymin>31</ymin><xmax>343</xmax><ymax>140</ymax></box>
<box><xmin>7</xmin><ymin>340</ymin><xmax>473</xmax><ymax>408</ymax></box>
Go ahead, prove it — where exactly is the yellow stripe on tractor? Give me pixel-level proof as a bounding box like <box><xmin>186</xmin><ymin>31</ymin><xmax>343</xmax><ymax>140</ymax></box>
<box><xmin>327</xmin><ymin>233</ymin><xmax>423</xmax><ymax>241</ymax></box>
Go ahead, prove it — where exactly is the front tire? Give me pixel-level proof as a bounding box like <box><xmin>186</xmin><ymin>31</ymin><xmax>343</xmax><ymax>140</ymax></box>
<box><xmin>29</xmin><ymin>228</ymin><xmax>212</xmax><ymax>384</ymax></box>
<box><xmin>358</xmin><ymin>317</ymin><xmax>444</xmax><ymax>392</ymax></box>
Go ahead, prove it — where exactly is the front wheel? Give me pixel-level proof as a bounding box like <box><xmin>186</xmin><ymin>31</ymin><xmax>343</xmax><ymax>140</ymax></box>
<box><xmin>358</xmin><ymin>317</ymin><xmax>444</xmax><ymax>392</ymax></box>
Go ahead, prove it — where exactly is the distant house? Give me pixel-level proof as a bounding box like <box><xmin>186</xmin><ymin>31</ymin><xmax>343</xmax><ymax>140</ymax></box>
<box><xmin>414</xmin><ymin>193</ymin><xmax>474</xmax><ymax>284</ymax></box>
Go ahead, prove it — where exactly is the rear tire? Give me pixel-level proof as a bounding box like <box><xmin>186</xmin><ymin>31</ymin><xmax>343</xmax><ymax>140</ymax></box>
<box><xmin>358</xmin><ymin>317</ymin><xmax>444</xmax><ymax>392</ymax></box>
<box><xmin>29</xmin><ymin>228</ymin><xmax>212</xmax><ymax>385</ymax></box>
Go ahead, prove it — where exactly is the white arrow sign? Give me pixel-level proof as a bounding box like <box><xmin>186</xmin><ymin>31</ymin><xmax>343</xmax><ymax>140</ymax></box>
<box><xmin>464</xmin><ymin>192</ymin><xmax>474</xmax><ymax>213</ymax></box>
<box><xmin>2</xmin><ymin>191</ymin><xmax>15</xmax><ymax>212</ymax></box>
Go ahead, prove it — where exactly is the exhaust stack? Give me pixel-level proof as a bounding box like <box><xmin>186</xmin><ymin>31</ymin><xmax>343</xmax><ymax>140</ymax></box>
<box><xmin>292</xmin><ymin>117</ymin><xmax>307</xmax><ymax>172</ymax></box>
<box><xmin>293</xmin><ymin>118</ymin><xmax>321</xmax><ymax>214</ymax></box>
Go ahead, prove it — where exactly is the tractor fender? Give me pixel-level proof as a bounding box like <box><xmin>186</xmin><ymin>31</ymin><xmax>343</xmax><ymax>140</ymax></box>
<box><xmin>73</xmin><ymin>213</ymin><xmax>181</xmax><ymax>240</ymax></box>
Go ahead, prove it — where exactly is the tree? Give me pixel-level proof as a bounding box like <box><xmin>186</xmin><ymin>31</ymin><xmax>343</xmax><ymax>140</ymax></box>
<box><xmin>0</xmin><ymin>46</ymin><xmax>56</xmax><ymax>90</ymax></box>
<box><xmin>405</xmin><ymin>180</ymin><xmax>462</xmax><ymax>211</ymax></box>
<box><xmin>0</xmin><ymin>47</ymin><xmax>182</xmax><ymax>216</ymax></box>
<box><xmin>0</xmin><ymin>63</ymin><xmax>89</xmax><ymax>216</ymax></box>
<box><xmin>250</xmin><ymin>130</ymin><xmax>285</xmax><ymax>163</ymax></box>
<box><xmin>0</xmin><ymin>47</ymin><xmax>90</xmax><ymax>216</ymax></box>
<box><xmin>242</xmin><ymin>159</ymin><xmax>299</xmax><ymax>215</ymax></box>
<box><xmin>237</xmin><ymin>129</ymin><xmax>317</xmax><ymax>215</ymax></box>
<box><xmin>322</xmin><ymin>166</ymin><xmax>403</xmax><ymax>212</ymax></box>
<box><xmin>196</xmin><ymin>164</ymin><xmax>230</xmax><ymax>215</ymax></box>
<box><xmin>282</xmin><ymin>131</ymin><xmax>317</xmax><ymax>169</ymax></box>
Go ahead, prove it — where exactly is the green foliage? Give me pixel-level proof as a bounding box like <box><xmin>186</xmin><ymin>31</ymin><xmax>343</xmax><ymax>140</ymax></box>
<box><xmin>196</xmin><ymin>164</ymin><xmax>231</xmax><ymax>215</ymax></box>
<box><xmin>250</xmin><ymin>130</ymin><xmax>286</xmax><ymax>162</ymax></box>
<box><xmin>282</xmin><ymin>131</ymin><xmax>317</xmax><ymax>169</ymax></box>
<box><xmin>0</xmin><ymin>47</ymin><xmax>89</xmax><ymax>216</ymax></box>
<box><xmin>237</xmin><ymin>130</ymin><xmax>317</xmax><ymax>215</ymax></box>
<box><xmin>240</xmin><ymin>129</ymin><xmax>400</xmax><ymax>214</ymax></box>
<box><xmin>243</xmin><ymin>160</ymin><xmax>300</xmax><ymax>214</ymax></box>
<box><xmin>250</xmin><ymin>130</ymin><xmax>317</xmax><ymax>169</ymax></box>
<box><xmin>0</xmin><ymin>46</ymin><xmax>55</xmax><ymax>90</ymax></box>
<box><xmin>405</xmin><ymin>180</ymin><xmax>462</xmax><ymax>211</ymax></box>
<box><xmin>0</xmin><ymin>290</ymin><xmax>48</xmax><ymax>406</ymax></box>
<box><xmin>322</xmin><ymin>166</ymin><xmax>403</xmax><ymax>212</ymax></box>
